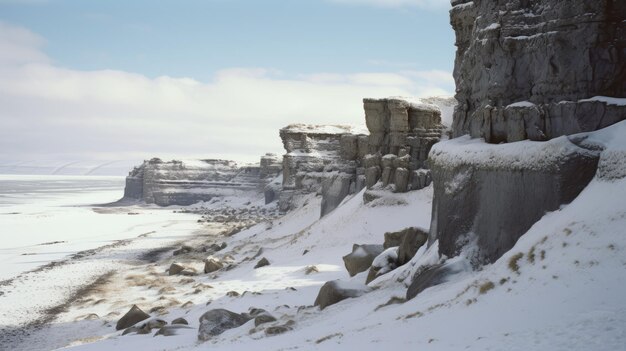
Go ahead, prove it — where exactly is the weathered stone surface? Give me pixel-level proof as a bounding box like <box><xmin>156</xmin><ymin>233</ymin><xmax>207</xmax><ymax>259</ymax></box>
<box><xmin>429</xmin><ymin>136</ymin><xmax>600</xmax><ymax>263</ymax></box>
<box><xmin>360</xmin><ymin>97</ymin><xmax>446</xmax><ymax>196</ymax></box>
<box><xmin>120</xmin><ymin>157</ymin><xmax>281</xmax><ymax>206</ymax></box>
<box><xmin>397</xmin><ymin>227</ymin><xmax>428</xmax><ymax>265</ymax></box>
<box><xmin>366</xmin><ymin>247</ymin><xmax>399</xmax><ymax>284</ymax></box>
<box><xmin>254</xmin><ymin>257</ymin><xmax>270</xmax><ymax>269</ymax></box>
<box><xmin>198</xmin><ymin>309</ymin><xmax>249</xmax><ymax>341</ymax></box>
<box><xmin>314</xmin><ymin>280</ymin><xmax>371</xmax><ymax>310</ymax></box>
<box><xmin>364</xmin><ymin>166</ymin><xmax>381</xmax><ymax>189</ymax></box>
<box><xmin>204</xmin><ymin>258</ymin><xmax>223</xmax><ymax>274</ymax></box>
<box><xmin>406</xmin><ymin>262</ymin><xmax>466</xmax><ymax>300</ymax></box>
<box><xmin>254</xmin><ymin>314</ymin><xmax>277</xmax><ymax>327</ymax></box>
<box><xmin>410</xmin><ymin>169</ymin><xmax>432</xmax><ymax>191</ymax></box>
<box><xmin>168</xmin><ymin>263</ymin><xmax>185</xmax><ymax>276</ymax></box>
<box><xmin>278</xmin><ymin>124</ymin><xmax>366</xmax><ymax>214</ymax></box>
<box><xmin>172</xmin><ymin>317</ymin><xmax>189</xmax><ymax>325</ymax></box>
<box><xmin>451</xmin><ymin>0</ymin><xmax>626</xmax><ymax>142</ymax></box>
<box><xmin>342</xmin><ymin>244</ymin><xmax>384</xmax><ymax>277</ymax></box>
<box><xmin>116</xmin><ymin>305</ymin><xmax>150</xmax><ymax>331</ymax></box>
<box><xmin>394</xmin><ymin>168</ymin><xmax>409</xmax><ymax>193</ymax></box>
<box><xmin>321</xmin><ymin>173</ymin><xmax>354</xmax><ymax>217</ymax></box>
<box><xmin>154</xmin><ymin>325</ymin><xmax>194</xmax><ymax>337</ymax></box>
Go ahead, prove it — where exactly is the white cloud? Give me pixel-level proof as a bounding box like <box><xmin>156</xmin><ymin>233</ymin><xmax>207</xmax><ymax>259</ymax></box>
<box><xmin>0</xmin><ymin>22</ymin><xmax>453</xmax><ymax>167</ymax></box>
<box><xmin>327</xmin><ymin>0</ymin><xmax>450</xmax><ymax>9</ymax></box>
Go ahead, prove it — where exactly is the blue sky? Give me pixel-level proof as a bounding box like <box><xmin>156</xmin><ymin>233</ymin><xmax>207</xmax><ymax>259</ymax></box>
<box><xmin>0</xmin><ymin>0</ymin><xmax>455</xmax><ymax>170</ymax></box>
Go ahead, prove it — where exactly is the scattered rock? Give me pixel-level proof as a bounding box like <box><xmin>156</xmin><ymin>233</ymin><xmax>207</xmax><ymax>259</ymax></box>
<box><xmin>197</xmin><ymin>309</ymin><xmax>250</xmax><ymax>341</ymax></box>
<box><xmin>254</xmin><ymin>314</ymin><xmax>277</xmax><ymax>327</ymax></box>
<box><xmin>265</xmin><ymin>320</ymin><xmax>295</xmax><ymax>336</ymax></box>
<box><xmin>254</xmin><ymin>257</ymin><xmax>270</xmax><ymax>269</ymax></box>
<box><xmin>180</xmin><ymin>268</ymin><xmax>197</xmax><ymax>276</ymax></box>
<box><xmin>168</xmin><ymin>263</ymin><xmax>185</xmax><ymax>276</ymax></box>
<box><xmin>204</xmin><ymin>258</ymin><xmax>224</xmax><ymax>274</ymax></box>
<box><xmin>226</xmin><ymin>291</ymin><xmax>240</xmax><ymax>297</ymax></box>
<box><xmin>116</xmin><ymin>305</ymin><xmax>150</xmax><ymax>331</ymax></box>
<box><xmin>173</xmin><ymin>245</ymin><xmax>193</xmax><ymax>256</ymax></box>
<box><xmin>314</xmin><ymin>280</ymin><xmax>371</xmax><ymax>310</ymax></box>
<box><xmin>154</xmin><ymin>325</ymin><xmax>194</xmax><ymax>337</ymax></box>
<box><xmin>342</xmin><ymin>244</ymin><xmax>384</xmax><ymax>277</ymax></box>
<box><xmin>172</xmin><ymin>317</ymin><xmax>189</xmax><ymax>325</ymax></box>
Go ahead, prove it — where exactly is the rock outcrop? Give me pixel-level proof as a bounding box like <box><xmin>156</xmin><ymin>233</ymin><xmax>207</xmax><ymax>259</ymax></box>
<box><xmin>426</xmin><ymin>0</ymin><xmax>624</xmax><ymax>265</ymax></box>
<box><xmin>450</xmin><ymin>0</ymin><xmax>626</xmax><ymax>142</ymax></box>
<box><xmin>121</xmin><ymin>156</ymin><xmax>281</xmax><ymax>206</ymax></box>
<box><xmin>278</xmin><ymin>124</ymin><xmax>368</xmax><ymax>215</ymax></box>
<box><xmin>429</xmin><ymin>135</ymin><xmax>600</xmax><ymax>263</ymax></box>
<box><xmin>361</xmin><ymin>98</ymin><xmax>445</xmax><ymax>195</ymax></box>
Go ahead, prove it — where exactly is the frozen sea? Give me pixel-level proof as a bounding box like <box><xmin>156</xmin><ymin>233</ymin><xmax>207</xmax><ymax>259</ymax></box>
<box><xmin>0</xmin><ymin>175</ymin><xmax>203</xmax><ymax>348</ymax></box>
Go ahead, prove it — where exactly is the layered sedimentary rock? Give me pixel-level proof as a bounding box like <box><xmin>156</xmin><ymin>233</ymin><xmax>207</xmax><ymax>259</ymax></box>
<box><xmin>426</xmin><ymin>0</ymin><xmax>625</xmax><ymax>265</ymax></box>
<box><xmin>122</xmin><ymin>157</ymin><xmax>280</xmax><ymax>206</ymax></box>
<box><xmin>362</xmin><ymin>98</ymin><xmax>444</xmax><ymax>194</ymax></box>
<box><xmin>451</xmin><ymin>0</ymin><xmax>626</xmax><ymax>142</ymax></box>
<box><xmin>278</xmin><ymin>124</ymin><xmax>368</xmax><ymax>215</ymax></box>
<box><xmin>429</xmin><ymin>136</ymin><xmax>600</xmax><ymax>263</ymax></box>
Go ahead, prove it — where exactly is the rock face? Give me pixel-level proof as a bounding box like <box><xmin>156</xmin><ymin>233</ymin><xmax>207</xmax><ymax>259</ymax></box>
<box><xmin>450</xmin><ymin>0</ymin><xmax>626</xmax><ymax>142</ymax></box>
<box><xmin>429</xmin><ymin>136</ymin><xmax>600</xmax><ymax>263</ymax></box>
<box><xmin>362</xmin><ymin>98</ymin><xmax>445</xmax><ymax>195</ymax></box>
<box><xmin>278</xmin><ymin>124</ymin><xmax>368</xmax><ymax>215</ymax></box>
<box><xmin>122</xmin><ymin>157</ymin><xmax>281</xmax><ymax>206</ymax></box>
<box><xmin>426</xmin><ymin>0</ymin><xmax>623</xmax><ymax>265</ymax></box>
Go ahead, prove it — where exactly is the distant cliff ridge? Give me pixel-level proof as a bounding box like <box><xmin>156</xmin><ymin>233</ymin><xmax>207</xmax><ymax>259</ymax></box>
<box><xmin>122</xmin><ymin>157</ymin><xmax>281</xmax><ymax>206</ymax></box>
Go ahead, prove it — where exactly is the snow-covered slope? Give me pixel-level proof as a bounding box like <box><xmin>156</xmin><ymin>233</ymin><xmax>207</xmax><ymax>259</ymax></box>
<box><xmin>7</xmin><ymin>123</ymin><xmax>625</xmax><ymax>351</ymax></box>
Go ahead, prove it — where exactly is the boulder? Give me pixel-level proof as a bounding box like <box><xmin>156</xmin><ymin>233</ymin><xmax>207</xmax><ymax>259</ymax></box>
<box><xmin>342</xmin><ymin>244</ymin><xmax>384</xmax><ymax>277</ymax></box>
<box><xmin>397</xmin><ymin>227</ymin><xmax>428</xmax><ymax>265</ymax></box>
<box><xmin>173</xmin><ymin>245</ymin><xmax>193</xmax><ymax>256</ymax></box>
<box><xmin>383</xmin><ymin>230</ymin><xmax>404</xmax><ymax>249</ymax></box>
<box><xmin>366</xmin><ymin>247</ymin><xmax>399</xmax><ymax>284</ymax></box>
<box><xmin>197</xmin><ymin>309</ymin><xmax>250</xmax><ymax>341</ymax></box>
<box><xmin>168</xmin><ymin>263</ymin><xmax>185</xmax><ymax>276</ymax></box>
<box><xmin>204</xmin><ymin>258</ymin><xmax>223</xmax><ymax>274</ymax></box>
<box><xmin>254</xmin><ymin>257</ymin><xmax>270</xmax><ymax>269</ymax></box>
<box><xmin>116</xmin><ymin>305</ymin><xmax>150</xmax><ymax>331</ymax></box>
<box><xmin>254</xmin><ymin>313</ymin><xmax>277</xmax><ymax>327</ymax></box>
<box><xmin>171</xmin><ymin>317</ymin><xmax>188</xmax><ymax>325</ymax></box>
<box><xmin>314</xmin><ymin>280</ymin><xmax>371</xmax><ymax>310</ymax></box>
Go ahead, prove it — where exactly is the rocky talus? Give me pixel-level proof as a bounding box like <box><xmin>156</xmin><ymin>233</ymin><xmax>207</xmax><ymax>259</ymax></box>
<box><xmin>451</xmin><ymin>0</ymin><xmax>626</xmax><ymax>142</ymax></box>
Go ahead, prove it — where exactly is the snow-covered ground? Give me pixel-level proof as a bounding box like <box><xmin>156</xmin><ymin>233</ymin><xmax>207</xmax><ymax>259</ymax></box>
<box><xmin>3</xmin><ymin>122</ymin><xmax>625</xmax><ymax>351</ymax></box>
<box><xmin>0</xmin><ymin>175</ymin><xmax>205</xmax><ymax>349</ymax></box>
